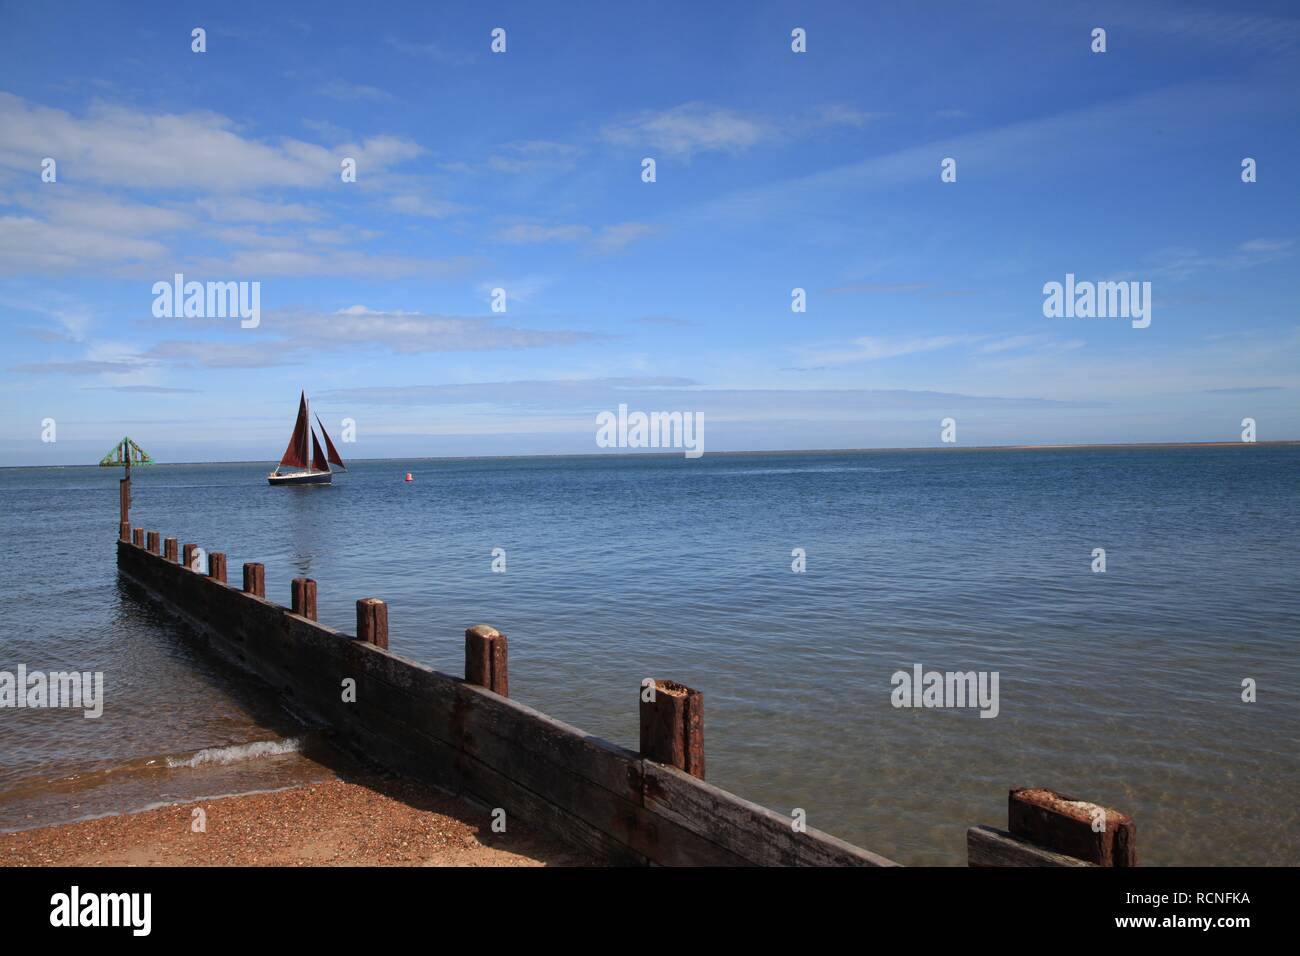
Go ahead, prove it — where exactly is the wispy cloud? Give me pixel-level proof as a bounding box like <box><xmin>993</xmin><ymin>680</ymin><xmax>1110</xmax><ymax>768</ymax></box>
<box><xmin>383</xmin><ymin>35</ymin><xmax>475</xmax><ymax>66</ymax></box>
<box><xmin>180</xmin><ymin>248</ymin><xmax>473</xmax><ymax>280</ymax></box>
<box><xmin>493</xmin><ymin>220</ymin><xmax>655</xmax><ymax>253</ymax></box>
<box><xmin>264</xmin><ymin>307</ymin><xmax>607</xmax><ymax>355</ymax></box>
<box><xmin>0</xmin><ymin>214</ymin><xmax>170</xmax><ymax>273</ymax></box>
<box><xmin>384</xmin><ymin>194</ymin><xmax>464</xmax><ymax>218</ymax></box>
<box><xmin>1203</xmin><ymin>385</ymin><xmax>1288</xmax><ymax>395</ymax></box>
<box><xmin>487</xmin><ymin>140</ymin><xmax>583</xmax><ymax>174</ymax></box>
<box><xmin>193</xmin><ymin>197</ymin><xmax>320</xmax><ymax>223</ymax></box>
<box><xmin>142</xmin><ymin>341</ymin><xmax>295</xmax><ymax>369</ymax></box>
<box><xmin>589</xmin><ymin>223</ymin><xmax>656</xmax><ymax>253</ymax></box>
<box><xmin>1150</xmin><ymin>238</ymin><xmax>1294</xmax><ymax>281</ymax></box>
<box><xmin>315</xmin><ymin>380</ymin><xmax>1091</xmax><ymax>432</ymax></box>
<box><xmin>976</xmin><ymin>334</ymin><xmax>1083</xmax><ymax>355</ymax></box>
<box><xmin>797</xmin><ymin>334</ymin><xmax>984</xmax><ymax>366</ymax></box>
<box><xmin>495</xmin><ymin>223</ymin><xmax>592</xmax><ymax>244</ymax></box>
<box><xmin>321</xmin><ymin>377</ymin><xmax>700</xmax><ymax>406</ymax></box>
<box><xmin>11</xmin><ymin>359</ymin><xmax>143</xmax><ymax>374</ymax></box>
<box><xmin>825</xmin><ymin>282</ymin><xmax>932</xmax><ymax>295</ymax></box>
<box><xmin>82</xmin><ymin>384</ymin><xmax>200</xmax><ymax>394</ymax></box>
<box><xmin>1238</xmin><ymin>238</ymin><xmax>1293</xmax><ymax>256</ymax></box>
<box><xmin>0</xmin><ymin>92</ymin><xmax>423</xmax><ymax>190</ymax></box>
<box><xmin>634</xmin><ymin>315</ymin><xmax>695</xmax><ymax>328</ymax></box>
<box><xmin>318</xmin><ymin>81</ymin><xmax>393</xmax><ymax>103</ymax></box>
<box><xmin>602</xmin><ymin>103</ymin><xmax>768</xmax><ymax>157</ymax></box>
<box><xmin>12</xmin><ymin>303</ymin><xmax>611</xmax><ymax>375</ymax></box>
<box><xmin>601</xmin><ymin>101</ymin><xmax>880</xmax><ymax>158</ymax></box>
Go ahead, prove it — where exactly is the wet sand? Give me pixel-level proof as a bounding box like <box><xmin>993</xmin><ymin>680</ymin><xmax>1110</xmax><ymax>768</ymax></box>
<box><xmin>0</xmin><ymin>773</ymin><xmax>596</xmax><ymax>867</ymax></box>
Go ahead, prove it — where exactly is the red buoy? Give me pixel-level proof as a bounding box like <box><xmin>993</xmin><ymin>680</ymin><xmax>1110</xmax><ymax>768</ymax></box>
<box><xmin>405</xmin><ymin>472</ymin><xmax>413</xmax><ymax>482</ymax></box>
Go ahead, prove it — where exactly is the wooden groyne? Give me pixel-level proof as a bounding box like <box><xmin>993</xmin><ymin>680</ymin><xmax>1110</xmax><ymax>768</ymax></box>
<box><xmin>114</xmin><ymin>493</ymin><xmax>1138</xmax><ymax>866</ymax></box>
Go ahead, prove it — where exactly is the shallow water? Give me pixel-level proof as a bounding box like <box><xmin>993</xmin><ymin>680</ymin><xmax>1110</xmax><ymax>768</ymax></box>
<box><xmin>1</xmin><ymin>447</ymin><xmax>1297</xmax><ymax>864</ymax></box>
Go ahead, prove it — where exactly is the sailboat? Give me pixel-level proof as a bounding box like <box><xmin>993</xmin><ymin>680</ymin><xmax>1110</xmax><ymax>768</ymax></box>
<box><xmin>268</xmin><ymin>391</ymin><xmax>347</xmax><ymax>485</ymax></box>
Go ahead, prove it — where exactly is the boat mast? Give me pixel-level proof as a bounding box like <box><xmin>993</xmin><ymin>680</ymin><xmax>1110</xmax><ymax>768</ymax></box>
<box><xmin>306</xmin><ymin>393</ymin><xmax>320</xmax><ymax>474</ymax></box>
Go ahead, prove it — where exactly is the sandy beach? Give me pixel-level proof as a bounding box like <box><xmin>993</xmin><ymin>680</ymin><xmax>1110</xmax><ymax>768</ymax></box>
<box><xmin>0</xmin><ymin>773</ymin><xmax>594</xmax><ymax>867</ymax></box>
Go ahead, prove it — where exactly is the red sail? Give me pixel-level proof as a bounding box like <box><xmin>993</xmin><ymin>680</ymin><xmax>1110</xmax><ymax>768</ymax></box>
<box><xmin>311</xmin><ymin>430</ymin><xmax>329</xmax><ymax>473</ymax></box>
<box><xmin>279</xmin><ymin>392</ymin><xmax>310</xmax><ymax>469</ymax></box>
<box><xmin>315</xmin><ymin>414</ymin><xmax>347</xmax><ymax>470</ymax></box>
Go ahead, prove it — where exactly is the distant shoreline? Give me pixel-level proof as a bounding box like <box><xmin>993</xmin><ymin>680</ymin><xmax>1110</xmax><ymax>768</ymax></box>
<box><xmin>3</xmin><ymin>439</ymin><xmax>1297</xmax><ymax>470</ymax></box>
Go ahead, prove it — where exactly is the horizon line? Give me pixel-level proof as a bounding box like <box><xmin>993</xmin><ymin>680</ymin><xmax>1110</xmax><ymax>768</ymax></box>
<box><xmin>5</xmin><ymin>439</ymin><xmax>1298</xmax><ymax>470</ymax></box>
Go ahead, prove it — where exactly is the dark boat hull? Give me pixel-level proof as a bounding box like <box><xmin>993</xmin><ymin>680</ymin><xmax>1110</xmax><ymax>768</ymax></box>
<box><xmin>268</xmin><ymin>470</ymin><xmax>332</xmax><ymax>486</ymax></box>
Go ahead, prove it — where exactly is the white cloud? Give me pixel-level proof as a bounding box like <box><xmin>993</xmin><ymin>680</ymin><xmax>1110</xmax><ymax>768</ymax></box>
<box><xmin>194</xmin><ymin>197</ymin><xmax>320</xmax><ymax>223</ymax></box>
<box><xmin>15</xmin><ymin>192</ymin><xmax>191</xmax><ymax>234</ymax></box>
<box><xmin>602</xmin><ymin>103</ymin><xmax>769</xmax><ymax>157</ymax></box>
<box><xmin>186</xmin><ymin>248</ymin><xmax>473</xmax><ymax>280</ymax></box>
<box><xmin>493</xmin><ymin>220</ymin><xmax>655</xmax><ymax>253</ymax></box>
<box><xmin>144</xmin><ymin>340</ymin><xmax>293</xmax><ymax>368</ymax></box>
<box><xmin>0</xmin><ymin>92</ymin><xmax>423</xmax><ymax>190</ymax></box>
<box><xmin>385</xmin><ymin>194</ymin><xmax>464</xmax><ymax>218</ymax></box>
<box><xmin>589</xmin><ymin>222</ymin><xmax>656</xmax><ymax>253</ymax></box>
<box><xmin>318</xmin><ymin>81</ymin><xmax>392</xmax><ymax>102</ymax></box>
<box><xmin>0</xmin><ymin>215</ymin><xmax>169</xmax><ymax>273</ymax></box>
<box><xmin>601</xmin><ymin>101</ymin><xmax>876</xmax><ymax>158</ymax></box>
<box><xmin>811</xmin><ymin>105</ymin><xmax>885</xmax><ymax>128</ymax></box>
<box><xmin>496</xmin><ymin>223</ymin><xmax>592</xmax><ymax>244</ymax></box>
<box><xmin>1239</xmin><ymin>238</ymin><xmax>1293</xmax><ymax>255</ymax></box>
<box><xmin>384</xmin><ymin>35</ymin><xmax>475</xmax><ymax>66</ymax></box>
<box><xmin>798</xmin><ymin>334</ymin><xmax>983</xmax><ymax>366</ymax></box>
<box><xmin>475</xmin><ymin>275</ymin><xmax>553</xmax><ymax>305</ymax></box>
<box><xmin>271</xmin><ymin>308</ymin><xmax>605</xmax><ymax>353</ymax></box>
<box><xmin>487</xmin><ymin>140</ymin><xmax>583</xmax><ymax>174</ymax></box>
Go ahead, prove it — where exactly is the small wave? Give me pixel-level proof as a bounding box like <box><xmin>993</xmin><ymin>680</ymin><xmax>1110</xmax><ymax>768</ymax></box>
<box><xmin>164</xmin><ymin>736</ymin><xmax>305</xmax><ymax>769</ymax></box>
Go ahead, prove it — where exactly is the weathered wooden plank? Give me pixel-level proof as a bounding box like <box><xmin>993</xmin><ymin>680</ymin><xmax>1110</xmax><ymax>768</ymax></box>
<box><xmin>450</xmin><ymin>749</ymin><xmax>649</xmax><ymax>866</ymax></box>
<box><xmin>322</xmin><ymin>659</ymin><xmax>704</xmax><ymax>861</ymax></box>
<box><xmin>320</xmin><ymin>689</ymin><xmax>647</xmax><ymax>865</ymax></box>
<box><xmin>643</xmin><ymin>761</ymin><xmax>898</xmax><ymax>867</ymax></box>
<box><xmin>438</xmin><ymin>694</ymin><xmax>743</xmax><ymax>865</ymax></box>
<box><xmin>967</xmin><ymin>825</ymin><xmax>1096</xmax><ymax>867</ymax></box>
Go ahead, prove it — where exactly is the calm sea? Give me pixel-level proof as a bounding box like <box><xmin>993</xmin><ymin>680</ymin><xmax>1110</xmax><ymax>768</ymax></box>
<box><xmin>1</xmin><ymin>447</ymin><xmax>1297</xmax><ymax>865</ymax></box>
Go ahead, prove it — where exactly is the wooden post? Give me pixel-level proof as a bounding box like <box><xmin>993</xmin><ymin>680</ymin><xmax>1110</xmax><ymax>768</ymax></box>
<box><xmin>119</xmin><ymin>477</ymin><xmax>130</xmax><ymax>527</ymax></box>
<box><xmin>1008</xmin><ymin>788</ymin><xmax>1136</xmax><ymax>866</ymax></box>
<box><xmin>164</xmin><ymin>537</ymin><xmax>178</xmax><ymax>563</ymax></box>
<box><xmin>291</xmin><ymin>578</ymin><xmax>317</xmax><ymax>620</ymax></box>
<box><xmin>464</xmin><ymin>625</ymin><xmax>508</xmax><ymax>696</ymax></box>
<box><xmin>119</xmin><ymin>521</ymin><xmax>130</xmax><ymax>542</ymax></box>
<box><xmin>639</xmin><ymin>679</ymin><xmax>704</xmax><ymax>779</ymax></box>
<box><xmin>967</xmin><ymin>788</ymin><xmax>1137</xmax><ymax>867</ymax></box>
<box><xmin>242</xmin><ymin>562</ymin><xmax>265</xmax><ymax>597</ymax></box>
<box><xmin>146</xmin><ymin>531</ymin><xmax>160</xmax><ymax>554</ymax></box>
<box><xmin>357</xmin><ymin>599</ymin><xmax>389</xmax><ymax>649</ymax></box>
<box><xmin>131</xmin><ymin>527</ymin><xmax>143</xmax><ymax>547</ymax></box>
<box><xmin>182</xmin><ymin>543</ymin><xmax>198</xmax><ymax>572</ymax></box>
<box><xmin>208</xmin><ymin>552</ymin><xmax>227</xmax><ymax>584</ymax></box>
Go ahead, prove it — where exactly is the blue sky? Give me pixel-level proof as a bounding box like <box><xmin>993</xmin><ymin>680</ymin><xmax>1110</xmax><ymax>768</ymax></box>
<box><xmin>1</xmin><ymin>0</ymin><xmax>1298</xmax><ymax>465</ymax></box>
